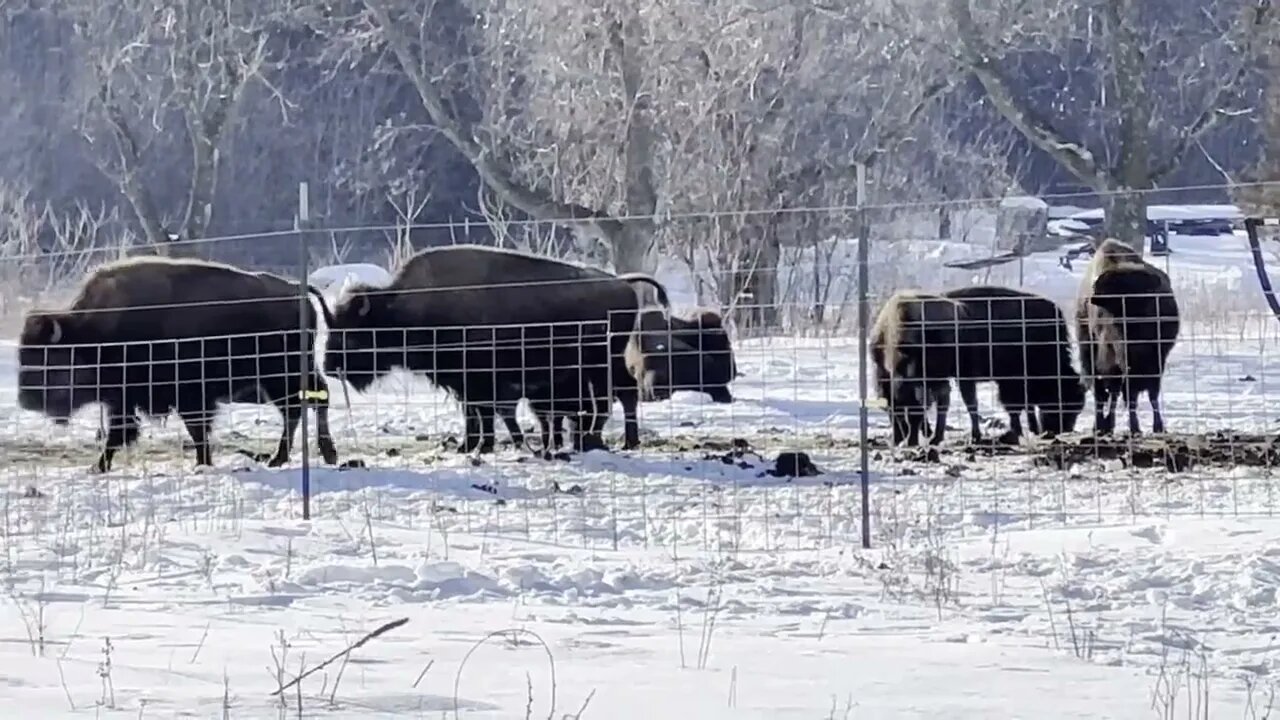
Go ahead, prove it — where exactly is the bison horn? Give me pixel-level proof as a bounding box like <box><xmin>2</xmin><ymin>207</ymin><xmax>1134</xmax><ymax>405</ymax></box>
<box><xmin>356</xmin><ymin>294</ymin><xmax>371</xmax><ymax>317</ymax></box>
<box><xmin>47</xmin><ymin>318</ymin><xmax>62</xmax><ymax>344</ymax></box>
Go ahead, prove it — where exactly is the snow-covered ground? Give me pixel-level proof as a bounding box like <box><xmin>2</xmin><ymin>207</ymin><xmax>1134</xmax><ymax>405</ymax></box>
<box><xmin>2</xmin><ymin>230</ymin><xmax>1280</xmax><ymax>717</ymax></box>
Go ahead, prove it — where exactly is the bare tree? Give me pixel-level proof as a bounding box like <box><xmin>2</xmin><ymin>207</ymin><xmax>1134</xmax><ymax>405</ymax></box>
<box><xmin>57</xmin><ymin>0</ymin><xmax>301</xmax><ymax>251</ymax></box>
<box><xmin>1234</xmin><ymin>13</ymin><xmax>1280</xmax><ymax>215</ymax></box>
<box><xmin>947</xmin><ymin>0</ymin><xmax>1271</xmax><ymax>252</ymax></box>
<box><xmin>337</xmin><ymin>0</ymin><xmax>658</xmax><ymax>273</ymax></box>
<box><xmin>340</xmin><ymin>0</ymin><xmax>954</xmax><ymax>331</ymax></box>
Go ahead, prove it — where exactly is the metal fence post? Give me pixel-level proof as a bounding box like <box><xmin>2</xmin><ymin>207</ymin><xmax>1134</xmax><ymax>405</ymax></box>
<box><xmin>856</xmin><ymin>162</ymin><xmax>871</xmax><ymax>550</ymax></box>
<box><xmin>297</xmin><ymin>181</ymin><xmax>312</xmax><ymax>520</ymax></box>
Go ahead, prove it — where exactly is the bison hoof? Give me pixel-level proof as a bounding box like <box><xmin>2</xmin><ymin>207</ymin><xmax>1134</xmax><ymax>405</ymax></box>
<box><xmin>996</xmin><ymin>432</ymin><xmax>1021</xmax><ymax>445</ymax></box>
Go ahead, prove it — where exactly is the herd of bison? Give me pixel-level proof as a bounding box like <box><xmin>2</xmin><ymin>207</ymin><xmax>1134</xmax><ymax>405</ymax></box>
<box><xmin>8</xmin><ymin>241</ymin><xmax>1274</xmax><ymax>477</ymax></box>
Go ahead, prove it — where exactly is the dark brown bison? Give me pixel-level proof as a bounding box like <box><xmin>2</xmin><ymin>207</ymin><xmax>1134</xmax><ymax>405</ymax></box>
<box><xmin>940</xmin><ymin>285</ymin><xmax>1085</xmax><ymax>443</ymax></box>
<box><xmin>871</xmin><ymin>286</ymin><xmax>1085</xmax><ymax>446</ymax></box>
<box><xmin>1075</xmin><ymin>238</ymin><xmax>1180</xmax><ymax>435</ymax></box>
<box><xmin>17</xmin><ymin>257</ymin><xmax>340</xmax><ymax>472</ymax></box>
<box><xmin>871</xmin><ymin>290</ymin><xmax>966</xmax><ymax>446</ymax></box>
<box><xmin>322</xmin><ymin>245</ymin><xmax>670</xmax><ymax>454</ymax></box>
<box><xmin>529</xmin><ymin>307</ymin><xmax>740</xmax><ymax>453</ymax></box>
<box><xmin>625</xmin><ymin>308</ymin><xmax>737</xmax><ymax>404</ymax></box>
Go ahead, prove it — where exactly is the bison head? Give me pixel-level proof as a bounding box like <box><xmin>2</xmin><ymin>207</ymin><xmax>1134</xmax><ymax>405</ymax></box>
<box><xmin>1089</xmin><ymin>267</ymin><xmax>1177</xmax><ymax>345</ymax></box>
<box><xmin>17</xmin><ymin>311</ymin><xmax>98</xmax><ymax>422</ymax></box>
<box><xmin>627</xmin><ymin>310</ymin><xmax>737</xmax><ymax>404</ymax></box>
<box><xmin>324</xmin><ymin>282</ymin><xmax>394</xmax><ymax>391</ymax></box>
<box><xmin>1038</xmin><ymin>377</ymin><xmax>1086</xmax><ymax>437</ymax></box>
<box><xmin>1089</xmin><ymin>268</ymin><xmax>1163</xmax><ymax>319</ymax></box>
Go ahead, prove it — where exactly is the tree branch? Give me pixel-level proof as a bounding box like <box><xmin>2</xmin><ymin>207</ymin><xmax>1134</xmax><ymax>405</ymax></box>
<box><xmin>946</xmin><ymin>0</ymin><xmax>1110</xmax><ymax>190</ymax></box>
<box><xmin>1150</xmin><ymin>0</ymin><xmax>1273</xmax><ymax>182</ymax></box>
<box><xmin>363</xmin><ymin>0</ymin><xmax>621</xmax><ymax>239</ymax></box>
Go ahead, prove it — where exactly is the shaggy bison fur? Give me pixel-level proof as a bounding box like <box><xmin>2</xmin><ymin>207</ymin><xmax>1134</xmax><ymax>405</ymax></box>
<box><xmin>323</xmin><ymin>245</ymin><xmax>669</xmax><ymax>454</ymax></box>
<box><xmin>1075</xmin><ymin>238</ymin><xmax>1180</xmax><ymax>435</ymax></box>
<box><xmin>16</xmin><ymin>256</ymin><xmax>340</xmax><ymax>472</ymax></box>
<box><xmin>529</xmin><ymin>307</ymin><xmax>740</xmax><ymax>453</ymax></box>
<box><xmin>871</xmin><ymin>286</ymin><xmax>1085</xmax><ymax>446</ymax></box>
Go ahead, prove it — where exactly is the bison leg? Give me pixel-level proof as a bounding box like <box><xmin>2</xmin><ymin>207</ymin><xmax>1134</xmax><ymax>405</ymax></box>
<box><xmin>995</xmin><ymin>381</ymin><xmax>1028</xmax><ymax>445</ymax></box>
<box><xmin>550</xmin><ymin>414</ymin><xmax>565</xmax><ymax>451</ymax></box>
<box><xmin>894</xmin><ymin>380</ymin><xmax>928</xmax><ymax>447</ymax></box>
<box><xmin>457</xmin><ymin>404</ymin><xmax>499</xmax><ymax>454</ymax></box>
<box><xmin>1124</xmin><ymin>376</ymin><xmax>1143</xmax><ymax>436</ymax></box>
<box><xmin>904</xmin><ymin>405</ymin><xmax>927</xmax><ymax>446</ymax></box>
<box><xmin>958</xmin><ymin>380</ymin><xmax>983</xmax><ymax>443</ymax></box>
<box><xmin>1026</xmin><ymin>407</ymin><xmax>1042</xmax><ymax>436</ymax></box>
<box><xmin>574</xmin><ymin>393</ymin><xmax>611</xmax><ymax>453</ymax></box>
<box><xmin>309</xmin><ymin>375</ymin><xmax>340</xmax><ymax>465</ymax></box>
<box><xmin>1093</xmin><ymin>379</ymin><xmax>1117</xmax><ymax>436</ymax></box>
<box><xmin>532</xmin><ymin>407</ymin><xmax>555</xmax><ymax>452</ymax></box>
<box><xmin>573</xmin><ymin>415</ymin><xmax>609</xmax><ymax>452</ymax></box>
<box><xmin>889</xmin><ymin>404</ymin><xmax>909</xmax><ymax>446</ymax></box>
<box><xmin>616</xmin><ymin>388</ymin><xmax>641</xmax><ymax>450</ymax></box>
<box><xmin>928</xmin><ymin>385</ymin><xmax>950</xmax><ymax>445</ymax></box>
<box><xmin>179</xmin><ymin>413</ymin><xmax>215</xmax><ymax>467</ymax></box>
<box><xmin>1148</xmin><ymin>376</ymin><xmax>1167</xmax><ymax>434</ymax></box>
<box><xmin>498</xmin><ymin>407</ymin><xmax>525</xmax><ymax>448</ymax></box>
<box><xmin>313</xmin><ymin>402</ymin><xmax>339</xmax><ymax>466</ymax></box>
<box><xmin>95</xmin><ymin>411</ymin><xmax>141</xmax><ymax>473</ymax></box>
<box><xmin>460</xmin><ymin>407</ymin><xmax>483</xmax><ymax>453</ymax></box>
<box><xmin>266</xmin><ymin>404</ymin><xmax>303</xmax><ymax>467</ymax></box>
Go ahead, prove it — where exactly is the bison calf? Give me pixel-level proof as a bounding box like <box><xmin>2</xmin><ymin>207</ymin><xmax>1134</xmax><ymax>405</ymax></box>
<box><xmin>625</xmin><ymin>308</ymin><xmax>737</xmax><ymax>404</ymax></box>
<box><xmin>1076</xmin><ymin>239</ymin><xmax>1180</xmax><ymax>435</ymax></box>
<box><xmin>521</xmin><ymin>307</ymin><xmax>740</xmax><ymax>453</ymax></box>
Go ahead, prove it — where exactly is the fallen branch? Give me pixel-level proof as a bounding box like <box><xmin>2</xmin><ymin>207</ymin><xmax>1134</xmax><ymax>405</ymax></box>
<box><xmin>270</xmin><ymin>617</ymin><xmax>408</xmax><ymax>697</ymax></box>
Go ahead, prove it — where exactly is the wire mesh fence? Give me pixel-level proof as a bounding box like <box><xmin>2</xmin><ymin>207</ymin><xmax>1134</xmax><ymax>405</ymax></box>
<box><xmin>4</xmin><ymin>193</ymin><xmax>1280</xmax><ymax>713</ymax></box>
<box><xmin>1</xmin><ymin>199</ymin><xmax>1279</xmax><ymax>559</ymax></box>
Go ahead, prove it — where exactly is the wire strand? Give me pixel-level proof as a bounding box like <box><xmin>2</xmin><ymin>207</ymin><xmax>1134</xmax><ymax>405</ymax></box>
<box><xmin>6</xmin><ymin>179</ymin><xmax>1273</xmax><ymax>263</ymax></box>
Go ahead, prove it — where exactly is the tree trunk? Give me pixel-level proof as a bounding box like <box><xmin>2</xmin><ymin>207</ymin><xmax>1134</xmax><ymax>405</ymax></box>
<box><xmin>611</xmin><ymin>222</ymin><xmax>657</xmax><ymax>275</ymax></box>
<box><xmin>1103</xmin><ymin>190</ymin><xmax>1148</xmax><ymax>254</ymax></box>
<box><xmin>611</xmin><ymin>15</ymin><xmax>658</xmax><ymax>274</ymax></box>
<box><xmin>179</xmin><ymin>117</ymin><xmax>224</xmax><ymax>256</ymax></box>
<box><xmin>1103</xmin><ymin>1</ymin><xmax>1151</xmax><ymax>255</ymax></box>
<box><xmin>729</xmin><ymin>222</ymin><xmax>779</xmax><ymax>332</ymax></box>
<box><xmin>1236</xmin><ymin>23</ymin><xmax>1280</xmax><ymax>214</ymax></box>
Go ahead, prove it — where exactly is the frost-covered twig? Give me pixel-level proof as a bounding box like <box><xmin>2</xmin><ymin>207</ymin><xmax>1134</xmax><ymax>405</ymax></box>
<box><xmin>453</xmin><ymin>628</ymin><xmax>556</xmax><ymax>720</ymax></box>
<box><xmin>271</xmin><ymin>617</ymin><xmax>408</xmax><ymax>697</ymax></box>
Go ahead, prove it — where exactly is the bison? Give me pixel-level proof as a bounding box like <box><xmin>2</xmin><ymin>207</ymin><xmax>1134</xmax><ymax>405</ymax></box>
<box><xmin>323</xmin><ymin>245</ymin><xmax>670</xmax><ymax>454</ymax></box>
<box><xmin>871</xmin><ymin>286</ymin><xmax>1085</xmax><ymax>446</ymax></box>
<box><xmin>1075</xmin><ymin>238</ymin><xmax>1180</xmax><ymax>435</ymax></box>
<box><xmin>525</xmin><ymin>307</ymin><xmax>740</xmax><ymax>453</ymax></box>
<box><xmin>625</xmin><ymin>308</ymin><xmax>737</xmax><ymax>404</ymax></box>
<box><xmin>940</xmin><ymin>285</ymin><xmax>1085</xmax><ymax>443</ymax></box>
<box><xmin>17</xmin><ymin>256</ymin><xmax>340</xmax><ymax>473</ymax></box>
<box><xmin>871</xmin><ymin>290</ymin><xmax>966</xmax><ymax>446</ymax></box>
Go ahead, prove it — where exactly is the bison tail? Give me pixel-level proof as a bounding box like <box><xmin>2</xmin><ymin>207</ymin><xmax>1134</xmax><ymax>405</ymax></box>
<box><xmin>618</xmin><ymin>273</ymin><xmax>671</xmax><ymax>309</ymax></box>
<box><xmin>306</xmin><ymin>285</ymin><xmax>338</xmax><ymax>328</ymax></box>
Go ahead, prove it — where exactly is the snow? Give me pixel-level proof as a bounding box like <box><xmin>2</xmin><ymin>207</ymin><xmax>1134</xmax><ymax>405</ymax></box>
<box><xmin>1</xmin><ymin>228</ymin><xmax>1280</xmax><ymax>716</ymax></box>
<box><xmin>309</xmin><ymin>263</ymin><xmax>394</xmax><ymax>297</ymax></box>
<box><xmin>1000</xmin><ymin>195</ymin><xmax>1049</xmax><ymax>210</ymax></box>
<box><xmin>1064</xmin><ymin>204</ymin><xmax>1244</xmax><ymax>223</ymax></box>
